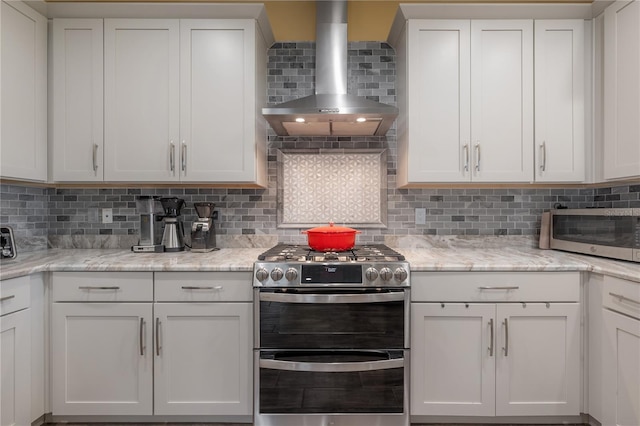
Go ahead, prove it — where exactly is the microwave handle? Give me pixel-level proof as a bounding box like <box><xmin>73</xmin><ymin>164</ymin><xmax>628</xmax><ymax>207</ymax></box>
<box><xmin>260</xmin><ymin>357</ymin><xmax>403</xmax><ymax>373</ymax></box>
<box><xmin>259</xmin><ymin>291</ymin><xmax>404</xmax><ymax>304</ymax></box>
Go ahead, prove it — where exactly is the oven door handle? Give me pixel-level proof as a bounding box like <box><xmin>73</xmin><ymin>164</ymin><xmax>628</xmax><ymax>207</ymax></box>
<box><xmin>259</xmin><ymin>291</ymin><xmax>405</xmax><ymax>304</ymax></box>
<box><xmin>260</xmin><ymin>357</ymin><xmax>404</xmax><ymax>373</ymax></box>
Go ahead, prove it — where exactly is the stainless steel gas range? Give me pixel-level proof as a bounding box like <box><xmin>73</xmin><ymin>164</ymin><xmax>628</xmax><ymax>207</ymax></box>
<box><xmin>253</xmin><ymin>244</ymin><xmax>410</xmax><ymax>426</ymax></box>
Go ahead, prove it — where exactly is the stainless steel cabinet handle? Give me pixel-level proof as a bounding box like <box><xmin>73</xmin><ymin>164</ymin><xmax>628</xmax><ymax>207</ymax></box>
<box><xmin>139</xmin><ymin>318</ymin><xmax>145</xmax><ymax>356</ymax></box>
<box><xmin>92</xmin><ymin>143</ymin><xmax>99</xmax><ymax>172</ymax></box>
<box><xmin>475</xmin><ymin>143</ymin><xmax>481</xmax><ymax>172</ymax></box>
<box><xmin>503</xmin><ymin>318</ymin><xmax>509</xmax><ymax>357</ymax></box>
<box><xmin>540</xmin><ymin>141</ymin><xmax>546</xmax><ymax>172</ymax></box>
<box><xmin>463</xmin><ymin>143</ymin><xmax>469</xmax><ymax>172</ymax></box>
<box><xmin>260</xmin><ymin>357</ymin><xmax>404</xmax><ymax>373</ymax></box>
<box><xmin>181</xmin><ymin>141</ymin><xmax>187</xmax><ymax>173</ymax></box>
<box><xmin>0</xmin><ymin>295</ymin><xmax>16</xmax><ymax>302</ymax></box>
<box><xmin>181</xmin><ymin>286</ymin><xmax>223</xmax><ymax>290</ymax></box>
<box><xmin>488</xmin><ymin>318</ymin><xmax>494</xmax><ymax>357</ymax></box>
<box><xmin>78</xmin><ymin>286</ymin><xmax>120</xmax><ymax>290</ymax></box>
<box><xmin>259</xmin><ymin>292</ymin><xmax>404</xmax><ymax>304</ymax></box>
<box><xmin>609</xmin><ymin>292</ymin><xmax>640</xmax><ymax>306</ymax></box>
<box><xmin>478</xmin><ymin>286</ymin><xmax>519</xmax><ymax>290</ymax></box>
<box><xmin>169</xmin><ymin>141</ymin><xmax>175</xmax><ymax>174</ymax></box>
<box><xmin>155</xmin><ymin>318</ymin><xmax>161</xmax><ymax>356</ymax></box>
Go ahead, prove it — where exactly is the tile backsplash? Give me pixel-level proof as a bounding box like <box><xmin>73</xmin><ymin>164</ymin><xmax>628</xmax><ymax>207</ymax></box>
<box><xmin>1</xmin><ymin>42</ymin><xmax>639</xmax><ymax>251</ymax></box>
<box><xmin>2</xmin><ymin>182</ymin><xmax>638</xmax><ymax>251</ymax></box>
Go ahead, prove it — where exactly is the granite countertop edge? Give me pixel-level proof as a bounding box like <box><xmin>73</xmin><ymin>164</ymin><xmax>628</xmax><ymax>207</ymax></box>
<box><xmin>1</xmin><ymin>247</ymin><xmax>638</xmax><ymax>283</ymax></box>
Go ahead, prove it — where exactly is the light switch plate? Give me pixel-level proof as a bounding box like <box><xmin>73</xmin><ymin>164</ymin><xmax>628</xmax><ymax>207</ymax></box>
<box><xmin>415</xmin><ymin>208</ymin><xmax>426</xmax><ymax>225</ymax></box>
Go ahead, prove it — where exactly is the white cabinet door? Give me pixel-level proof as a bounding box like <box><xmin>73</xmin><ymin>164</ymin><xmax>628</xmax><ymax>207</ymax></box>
<box><xmin>602</xmin><ymin>309</ymin><xmax>640</xmax><ymax>426</ymax></box>
<box><xmin>495</xmin><ymin>303</ymin><xmax>580</xmax><ymax>416</ymax></box>
<box><xmin>604</xmin><ymin>0</ymin><xmax>640</xmax><ymax>180</ymax></box>
<box><xmin>405</xmin><ymin>20</ymin><xmax>471</xmax><ymax>183</ymax></box>
<box><xmin>51</xmin><ymin>303</ymin><xmax>153</xmax><ymax>415</ymax></box>
<box><xmin>0</xmin><ymin>309</ymin><xmax>31</xmax><ymax>426</ymax></box>
<box><xmin>471</xmin><ymin>20</ymin><xmax>534</xmax><ymax>182</ymax></box>
<box><xmin>51</xmin><ymin>19</ymin><xmax>104</xmax><ymax>182</ymax></box>
<box><xmin>411</xmin><ymin>303</ymin><xmax>495</xmax><ymax>416</ymax></box>
<box><xmin>180</xmin><ymin>20</ymin><xmax>259</xmax><ymax>183</ymax></box>
<box><xmin>104</xmin><ymin>19</ymin><xmax>180</xmax><ymax>182</ymax></box>
<box><xmin>0</xmin><ymin>0</ymin><xmax>47</xmax><ymax>181</ymax></box>
<box><xmin>534</xmin><ymin>20</ymin><xmax>585</xmax><ymax>182</ymax></box>
<box><xmin>154</xmin><ymin>303</ymin><xmax>252</xmax><ymax>415</ymax></box>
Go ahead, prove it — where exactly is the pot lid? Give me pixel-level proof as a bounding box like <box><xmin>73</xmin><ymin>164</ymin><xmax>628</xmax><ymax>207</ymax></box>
<box><xmin>303</xmin><ymin>222</ymin><xmax>360</xmax><ymax>234</ymax></box>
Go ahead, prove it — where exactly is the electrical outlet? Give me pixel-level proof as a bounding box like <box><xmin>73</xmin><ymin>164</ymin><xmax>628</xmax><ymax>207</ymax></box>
<box><xmin>102</xmin><ymin>208</ymin><xmax>113</xmax><ymax>224</ymax></box>
<box><xmin>415</xmin><ymin>208</ymin><xmax>426</xmax><ymax>225</ymax></box>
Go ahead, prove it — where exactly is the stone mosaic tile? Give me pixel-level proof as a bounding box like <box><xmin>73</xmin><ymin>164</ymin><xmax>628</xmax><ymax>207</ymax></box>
<box><xmin>280</xmin><ymin>150</ymin><xmax>385</xmax><ymax>226</ymax></box>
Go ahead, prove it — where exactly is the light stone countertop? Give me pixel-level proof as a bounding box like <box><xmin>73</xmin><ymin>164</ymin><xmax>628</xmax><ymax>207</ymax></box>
<box><xmin>0</xmin><ymin>246</ymin><xmax>638</xmax><ymax>283</ymax></box>
<box><xmin>0</xmin><ymin>248</ymin><xmax>264</xmax><ymax>281</ymax></box>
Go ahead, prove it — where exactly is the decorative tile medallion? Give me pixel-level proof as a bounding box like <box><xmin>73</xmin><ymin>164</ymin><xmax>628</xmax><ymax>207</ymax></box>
<box><xmin>278</xmin><ymin>150</ymin><xmax>387</xmax><ymax>228</ymax></box>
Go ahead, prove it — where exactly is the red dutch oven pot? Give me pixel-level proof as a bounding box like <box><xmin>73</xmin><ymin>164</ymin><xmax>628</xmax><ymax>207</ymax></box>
<box><xmin>301</xmin><ymin>222</ymin><xmax>361</xmax><ymax>251</ymax></box>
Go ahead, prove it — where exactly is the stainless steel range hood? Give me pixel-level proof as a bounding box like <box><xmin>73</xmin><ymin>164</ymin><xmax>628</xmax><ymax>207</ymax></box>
<box><xmin>262</xmin><ymin>1</ymin><xmax>398</xmax><ymax>137</ymax></box>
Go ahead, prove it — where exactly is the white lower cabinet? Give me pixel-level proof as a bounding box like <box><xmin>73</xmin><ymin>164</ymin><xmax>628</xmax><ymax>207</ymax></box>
<box><xmin>602</xmin><ymin>310</ymin><xmax>640</xmax><ymax>426</ymax></box>
<box><xmin>601</xmin><ymin>275</ymin><xmax>640</xmax><ymax>426</ymax></box>
<box><xmin>51</xmin><ymin>303</ymin><xmax>153</xmax><ymax>415</ymax></box>
<box><xmin>411</xmin><ymin>303</ymin><xmax>496</xmax><ymax>416</ymax></box>
<box><xmin>411</xmin><ymin>272</ymin><xmax>581</xmax><ymax>417</ymax></box>
<box><xmin>1</xmin><ymin>276</ymin><xmax>32</xmax><ymax>426</ymax></box>
<box><xmin>50</xmin><ymin>272</ymin><xmax>154</xmax><ymax>416</ymax></box>
<box><xmin>153</xmin><ymin>303</ymin><xmax>252</xmax><ymax>415</ymax></box>
<box><xmin>50</xmin><ymin>271</ymin><xmax>253</xmax><ymax>418</ymax></box>
<box><xmin>153</xmin><ymin>272</ymin><xmax>253</xmax><ymax>416</ymax></box>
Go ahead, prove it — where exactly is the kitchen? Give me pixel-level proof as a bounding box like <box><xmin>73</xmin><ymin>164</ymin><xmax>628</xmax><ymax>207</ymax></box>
<box><xmin>1</xmin><ymin>0</ymin><xmax>639</xmax><ymax>425</ymax></box>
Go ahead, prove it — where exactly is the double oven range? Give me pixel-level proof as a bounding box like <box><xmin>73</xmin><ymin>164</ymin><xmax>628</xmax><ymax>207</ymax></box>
<box><xmin>253</xmin><ymin>244</ymin><xmax>410</xmax><ymax>426</ymax></box>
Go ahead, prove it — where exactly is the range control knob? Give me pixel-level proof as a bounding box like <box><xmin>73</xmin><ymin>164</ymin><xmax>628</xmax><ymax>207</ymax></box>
<box><xmin>285</xmin><ymin>268</ymin><xmax>298</xmax><ymax>282</ymax></box>
<box><xmin>365</xmin><ymin>267</ymin><xmax>379</xmax><ymax>281</ymax></box>
<box><xmin>255</xmin><ymin>268</ymin><xmax>269</xmax><ymax>282</ymax></box>
<box><xmin>379</xmin><ymin>267</ymin><xmax>393</xmax><ymax>281</ymax></box>
<box><xmin>270</xmin><ymin>267</ymin><xmax>284</xmax><ymax>281</ymax></box>
<box><xmin>394</xmin><ymin>267</ymin><xmax>408</xmax><ymax>282</ymax></box>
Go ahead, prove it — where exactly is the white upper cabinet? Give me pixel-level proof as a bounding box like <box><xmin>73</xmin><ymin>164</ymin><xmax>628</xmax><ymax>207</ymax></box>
<box><xmin>395</xmin><ymin>18</ymin><xmax>534</xmax><ymax>185</ymax></box>
<box><xmin>604</xmin><ymin>0</ymin><xmax>640</xmax><ymax>180</ymax></box>
<box><xmin>98</xmin><ymin>18</ymin><xmax>267</xmax><ymax>184</ymax></box>
<box><xmin>402</xmin><ymin>20</ymin><xmax>471</xmax><ymax>183</ymax></box>
<box><xmin>51</xmin><ymin>19</ymin><xmax>104</xmax><ymax>182</ymax></box>
<box><xmin>104</xmin><ymin>19</ymin><xmax>181</xmax><ymax>182</ymax></box>
<box><xmin>180</xmin><ymin>19</ymin><xmax>266</xmax><ymax>184</ymax></box>
<box><xmin>534</xmin><ymin>20</ymin><xmax>585</xmax><ymax>182</ymax></box>
<box><xmin>470</xmin><ymin>20</ymin><xmax>534</xmax><ymax>182</ymax></box>
<box><xmin>0</xmin><ymin>0</ymin><xmax>47</xmax><ymax>182</ymax></box>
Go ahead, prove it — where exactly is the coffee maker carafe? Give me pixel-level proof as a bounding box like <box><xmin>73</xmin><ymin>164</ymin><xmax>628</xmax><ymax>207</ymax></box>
<box><xmin>160</xmin><ymin>197</ymin><xmax>185</xmax><ymax>252</ymax></box>
<box><xmin>191</xmin><ymin>202</ymin><xmax>217</xmax><ymax>252</ymax></box>
<box><xmin>132</xmin><ymin>196</ymin><xmax>164</xmax><ymax>252</ymax></box>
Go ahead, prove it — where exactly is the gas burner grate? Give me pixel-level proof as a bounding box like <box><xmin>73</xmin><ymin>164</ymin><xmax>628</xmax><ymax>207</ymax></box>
<box><xmin>257</xmin><ymin>244</ymin><xmax>405</xmax><ymax>262</ymax></box>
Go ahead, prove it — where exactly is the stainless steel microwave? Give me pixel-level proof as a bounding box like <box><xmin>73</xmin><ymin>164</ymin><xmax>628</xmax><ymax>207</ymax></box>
<box><xmin>550</xmin><ymin>208</ymin><xmax>640</xmax><ymax>263</ymax></box>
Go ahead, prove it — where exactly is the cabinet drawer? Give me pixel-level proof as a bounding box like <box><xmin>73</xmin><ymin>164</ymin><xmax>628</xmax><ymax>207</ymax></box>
<box><xmin>411</xmin><ymin>271</ymin><xmax>580</xmax><ymax>302</ymax></box>
<box><xmin>0</xmin><ymin>275</ymin><xmax>30</xmax><ymax>315</ymax></box>
<box><xmin>603</xmin><ymin>275</ymin><xmax>640</xmax><ymax>320</ymax></box>
<box><xmin>155</xmin><ymin>272</ymin><xmax>253</xmax><ymax>302</ymax></box>
<box><xmin>52</xmin><ymin>272</ymin><xmax>153</xmax><ymax>302</ymax></box>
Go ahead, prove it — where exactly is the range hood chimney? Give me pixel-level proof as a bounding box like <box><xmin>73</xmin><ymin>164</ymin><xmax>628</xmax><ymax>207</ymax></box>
<box><xmin>262</xmin><ymin>0</ymin><xmax>398</xmax><ymax>137</ymax></box>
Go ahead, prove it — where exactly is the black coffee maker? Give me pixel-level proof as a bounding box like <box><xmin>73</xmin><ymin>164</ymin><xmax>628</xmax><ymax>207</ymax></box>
<box><xmin>160</xmin><ymin>197</ymin><xmax>185</xmax><ymax>252</ymax></box>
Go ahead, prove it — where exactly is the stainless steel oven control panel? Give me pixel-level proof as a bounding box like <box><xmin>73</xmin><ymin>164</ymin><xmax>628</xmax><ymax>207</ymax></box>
<box><xmin>253</xmin><ymin>261</ymin><xmax>410</xmax><ymax>287</ymax></box>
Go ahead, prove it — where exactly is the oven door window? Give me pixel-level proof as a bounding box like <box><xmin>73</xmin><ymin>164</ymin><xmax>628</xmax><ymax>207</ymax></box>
<box><xmin>552</xmin><ymin>214</ymin><xmax>636</xmax><ymax>248</ymax></box>
<box><xmin>259</xmin><ymin>350</ymin><xmax>405</xmax><ymax>414</ymax></box>
<box><xmin>259</xmin><ymin>288</ymin><xmax>405</xmax><ymax>349</ymax></box>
